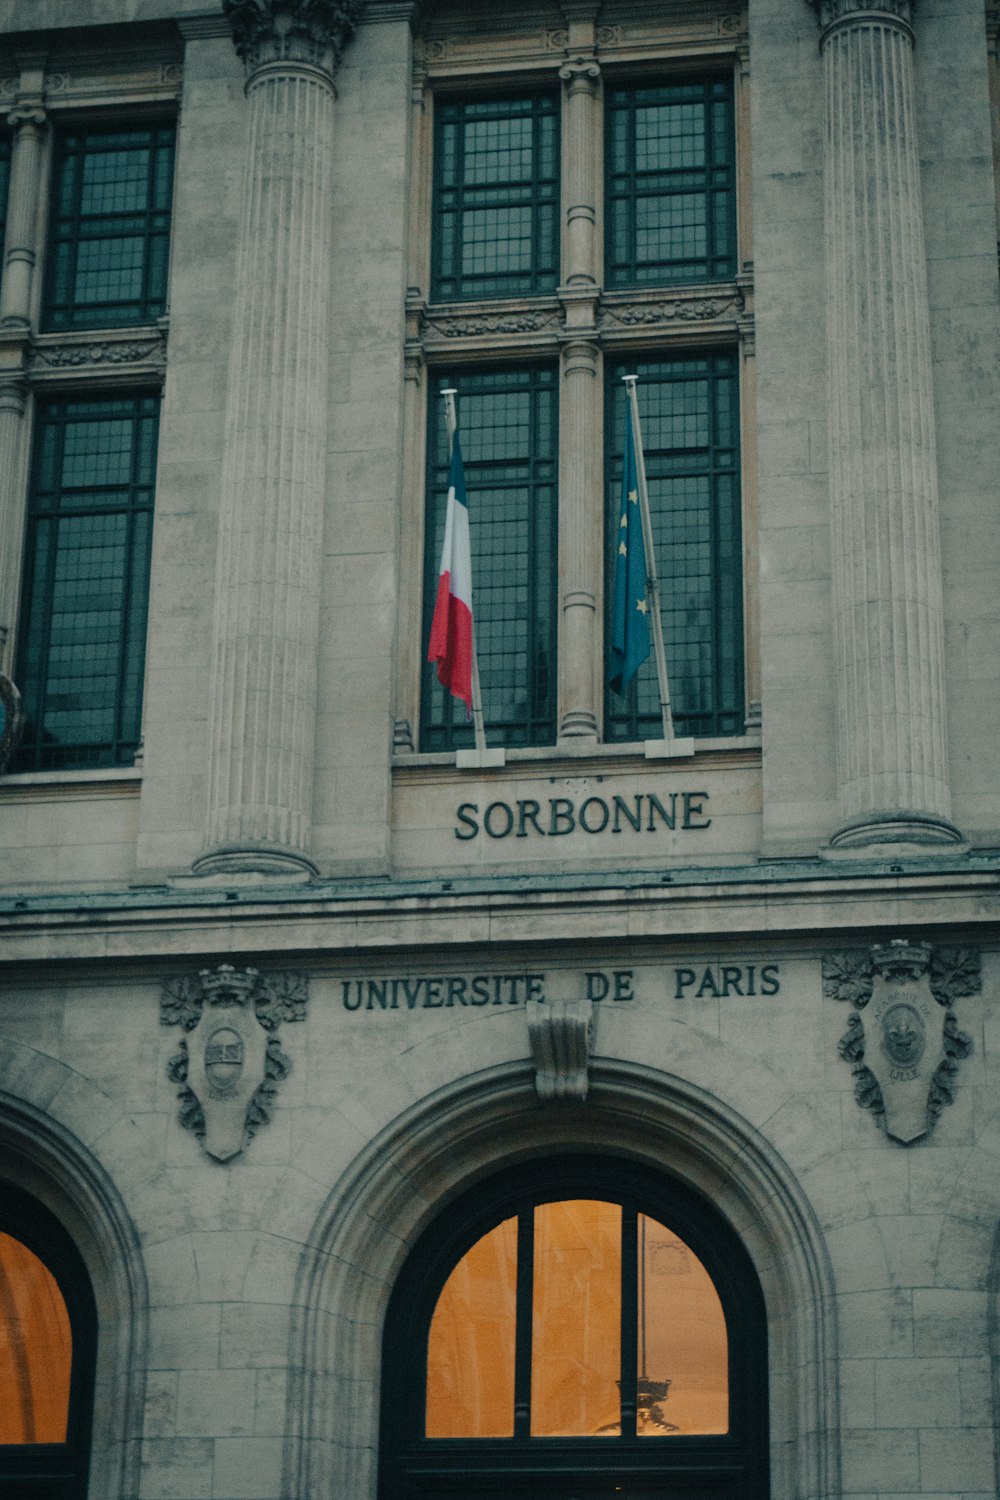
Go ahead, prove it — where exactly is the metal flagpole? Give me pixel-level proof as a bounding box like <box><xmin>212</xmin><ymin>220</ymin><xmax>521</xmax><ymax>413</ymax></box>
<box><xmin>623</xmin><ymin>375</ymin><xmax>677</xmax><ymax>743</ymax></box>
<box><xmin>441</xmin><ymin>388</ymin><xmax>487</xmax><ymax>755</ymax></box>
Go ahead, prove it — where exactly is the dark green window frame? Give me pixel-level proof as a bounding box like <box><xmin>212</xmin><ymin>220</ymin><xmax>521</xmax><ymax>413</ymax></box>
<box><xmin>606</xmin><ymin>77</ymin><xmax>736</xmax><ymax>288</ymax></box>
<box><xmin>605</xmin><ymin>355</ymin><xmax>744</xmax><ymax>741</ymax></box>
<box><xmin>431</xmin><ymin>94</ymin><xmax>559</xmax><ymax>302</ymax></box>
<box><xmin>380</xmin><ymin>1155</ymin><xmax>769</xmax><ymax>1500</ymax></box>
<box><xmin>421</xmin><ymin>366</ymin><xmax>558</xmax><ymax>751</ymax></box>
<box><xmin>43</xmin><ymin>125</ymin><xmax>175</xmax><ymax>330</ymax></box>
<box><xmin>13</xmin><ymin>393</ymin><xmax>159</xmax><ymax>772</ymax></box>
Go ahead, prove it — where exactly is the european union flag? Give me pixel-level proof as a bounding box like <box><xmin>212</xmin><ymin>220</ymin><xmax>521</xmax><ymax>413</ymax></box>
<box><xmin>609</xmin><ymin>399</ymin><xmax>651</xmax><ymax>694</ymax></box>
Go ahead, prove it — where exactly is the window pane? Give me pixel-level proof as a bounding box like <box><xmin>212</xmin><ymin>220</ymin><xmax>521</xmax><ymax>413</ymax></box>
<box><xmin>0</xmin><ymin>1232</ymin><xmax>72</xmax><ymax>1444</ymax></box>
<box><xmin>531</xmin><ymin>1200</ymin><xmax>621</xmax><ymax>1437</ymax></box>
<box><xmin>426</xmin><ymin>1216</ymin><xmax>517</xmax><ymax>1437</ymax></box>
<box><xmin>432</xmin><ymin>97</ymin><xmax>559</xmax><ymax>300</ymax></box>
<box><xmin>606</xmin><ymin>357</ymin><xmax>744</xmax><ymax>740</ymax></box>
<box><xmin>637</xmin><ymin>1215</ymin><xmax>728</xmax><ymax>1436</ymax></box>
<box><xmin>422</xmin><ymin>369</ymin><xmax>557</xmax><ymax>750</ymax></box>
<box><xmin>44</xmin><ymin>127</ymin><xmax>175</xmax><ymax>328</ymax></box>
<box><xmin>13</xmin><ymin>395</ymin><xmax>159</xmax><ymax>771</ymax></box>
<box><xmin>606</xmin><ymin>80</ymin><xmax>735</xmax><ymax>287</ymax></box>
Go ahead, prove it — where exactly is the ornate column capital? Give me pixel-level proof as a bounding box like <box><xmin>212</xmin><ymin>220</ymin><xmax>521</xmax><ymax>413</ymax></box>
<box><xmin>5</xmin><ymin>104</ymin><xmax>46</xmax><ymax>138</ymax></box>
<box><xmin>559</xmin><ymin>56</ymin><xmax>600</xmax><ymax>89</ymax></box>
<box><xmin>808</xmin><ymin>0</ymin><xmax>914</xmax><ymax>43</ymax></box>
<box><xmin>222</xmin><ymin>0</ymin><xmax>362</xmax><ymax>79</ymax></box>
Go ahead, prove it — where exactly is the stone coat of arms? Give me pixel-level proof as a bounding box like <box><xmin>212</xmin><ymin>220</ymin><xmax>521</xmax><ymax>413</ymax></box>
<box><xmin>824</xmin><ymin>940</ymin><xmax>977</xmax><ymax>1144</ymax></box>
<box><xmin>161</xmin><ymin>964</ymin><xmax>308</xmax><ymax>1160</ymax></box>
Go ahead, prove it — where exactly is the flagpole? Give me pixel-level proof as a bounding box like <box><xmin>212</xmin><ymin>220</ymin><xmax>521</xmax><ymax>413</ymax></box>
<box><xmin>441</xmin><ymin>388</ymin><xmax>487</xmax><ymax>755</ymax></box>
<box><xmin>623</xmin><ymin>375</ymin><xmax>677</xmax><ymax>744</ymax></box>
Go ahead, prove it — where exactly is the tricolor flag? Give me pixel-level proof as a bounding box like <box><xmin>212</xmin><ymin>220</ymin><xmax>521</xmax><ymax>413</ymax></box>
<box><xmin>609</xmin><ymin>397</ymin><xmax>651</xmax><ymax>693</ymax></box>
<box><xmin>428</xmin><ymin>433</ymin><xmax>474</xmax><ymax>713</ymax></box>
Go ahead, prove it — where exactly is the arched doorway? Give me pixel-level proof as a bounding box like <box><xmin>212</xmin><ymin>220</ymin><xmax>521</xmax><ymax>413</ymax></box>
<box><xmin>0</xmin><ymin>1181</ymin><xmax>96</xmax><ymax>1498</ymax></box>
<box><xmin>379</xmin><ymin>1155</ymin><xmax>767</xmax><ymax>1499</ymax></box>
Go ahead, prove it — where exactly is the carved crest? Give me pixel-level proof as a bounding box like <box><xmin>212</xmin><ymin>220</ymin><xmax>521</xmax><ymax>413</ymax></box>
<box><xmin>825</xmin><ymin>940</ymin><xmax>977</xmax><ymax>1144</ymax></box>
<box><xmin>161</xmin><ymin>964</ymin><xmax>307</xmax><ymax>1160</ymax></box>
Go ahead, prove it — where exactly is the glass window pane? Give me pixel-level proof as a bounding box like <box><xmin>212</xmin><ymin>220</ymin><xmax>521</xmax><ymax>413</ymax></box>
<box><xmin>426</xmin><ymin>1216</ymin><xmax>517</xmax><ymax>1438</ymax></box>
<box><xmin>44</xmin><ymin>127</ymin><xmax>175</xmax><ymax>328</ymax></box>
<box><xmin>605</xmin><ymin>358</ymin><xmax>743</xmax><ymax>740</ymax></box>
<box><xmin>637</xmin><ymin>1214</ymin><xmax>728</xmax><ymax>1436</ymax></box>
<box><xmin>531</xmin><ymin>1200</ymin><xmax>621</xmax><ymax>1437</ymax></box>
<box><xmin>13</xmin><ymin>396</ymin><xmax>159</xmax><ymax>771</ymax></box>
<box><xmin>606</xmin><ymin>80</ymin><xmax>735</xmax><ymax>287</ymax></box>
<box><xmin>422</xmin><ymin>369</ymin><xmax>557</xmax><ymax>750</ymax></box>
<box><xmin>0</xmin><ymin>1232</ymin><xmax>72</xmax><ymax>1444</ymax></box>
<box><xmin>432</xmin><ymin>97</ymin><xmax>559</xmax><ymax>300</ymax></box>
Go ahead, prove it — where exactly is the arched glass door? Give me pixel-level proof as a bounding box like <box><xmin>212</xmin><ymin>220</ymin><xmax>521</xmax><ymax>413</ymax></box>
<box><xmin>380</xmin><ymin>1157</ymin><xmax>768</xmax><ymax>1499</ymax></box>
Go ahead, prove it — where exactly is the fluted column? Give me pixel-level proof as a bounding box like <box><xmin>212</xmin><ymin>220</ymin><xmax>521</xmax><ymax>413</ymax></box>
<box><xmin>557</xmin><ymin>46</ymin><xmax>601</xmax><ymax>742</ymax></box>
<box><xmin>814</xmin><ymin>0</ymin><xmax>961</xmax><ymax>851</ymax></box>
<box><xmin>197</xmin><ymin>0</ymin><xmax>360</xmax><ymax>877</ymax></box>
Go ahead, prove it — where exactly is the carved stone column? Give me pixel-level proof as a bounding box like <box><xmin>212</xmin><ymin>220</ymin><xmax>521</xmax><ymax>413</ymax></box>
<box><xmin>813</xmin><ymin>0</ymin><xmax>961</xmax><ymax>851</ymax></box>
<box><xmin>557</xmin><ymin>42</ymin><xmax>601</xmax><ymax>742</ymax></box>
<box><xmin>0</xmin><ymin>101</ymin><xmax>47</xmax><ymax>329</ymax></box>
<box><xmin>197</xmin><ymin>0</ymin><xmax>360</xmax><ymax>877</ymax></box>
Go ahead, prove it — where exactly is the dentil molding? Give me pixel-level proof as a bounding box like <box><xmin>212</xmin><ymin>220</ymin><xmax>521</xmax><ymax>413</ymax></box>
<box><xmin>823</xmin><ymin>939</ymin><xmax>977</xmax><ymax>1143</ymax></box>
<box><xmin>161</xmin><ymin>964</ymin><xmax>308</xmax><ymax>1160</ymax></box>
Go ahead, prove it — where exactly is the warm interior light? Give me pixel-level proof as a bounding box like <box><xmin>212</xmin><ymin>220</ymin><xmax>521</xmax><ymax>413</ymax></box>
<box><xmin>531</xmin><ymin>1200</ymin><xmax>621</xmax><ymax>1436</ymax></box>
<box><xmin>426</xmin><ymin>1215</ymin><xmax>516</xmax><ymax>1437</ymax></box>
<box><xmin>636</xmin><ymin>1214</ymin><xmax>728</xmax><ymax>1435</ymax></box>
<box><xmin>0</xmin><ymin>1231</ymin><xmax>72</xmax><ymax>1444</ymax></box>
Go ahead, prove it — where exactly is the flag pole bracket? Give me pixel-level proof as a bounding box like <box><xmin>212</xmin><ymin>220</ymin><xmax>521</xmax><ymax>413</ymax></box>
<box><xmin>644</xmin><ymin>738</ymin><xmax>695</xmax><ymax>760</ymax></box>
<box><xmin>456</xmin><ymin>747</ymin><xmax>506</xmax><ymax>769</ymax></box>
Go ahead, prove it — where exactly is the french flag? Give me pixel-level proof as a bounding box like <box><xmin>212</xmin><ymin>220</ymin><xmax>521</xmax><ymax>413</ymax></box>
<box><xmin>428</xmin><ymin>434</ymin><xmax>474</xmax><ymax>713</ymax></box>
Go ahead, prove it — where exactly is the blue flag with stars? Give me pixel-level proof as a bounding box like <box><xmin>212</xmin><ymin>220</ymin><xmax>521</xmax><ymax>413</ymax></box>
<box><xmin>609</xmin><ymin>398</ymin><xmax>651</xmax><ymax>693</ymax></box>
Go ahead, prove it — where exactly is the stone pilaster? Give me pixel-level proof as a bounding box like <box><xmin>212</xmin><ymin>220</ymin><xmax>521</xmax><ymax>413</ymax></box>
<box><xmin>813</xmin><ymin>0</ymin><xmax>961</xmax><ymax>851</ymax></box>
<box><xmin>0</xmin><ymin>376</ymin><xmax>28</xmax><ymax>675</ymax></box>
<box><xmin>557</xmin><ymin>44</ymin><xmax>601</xmax><ymax>742</ymax></box>
<box><xmin>196</xmin><ymin>0</ymin><xmax>361</xmax><ymax>877</ymax></box>
<box><xmin>0</xmin><ymin>101</ymin><xmax>47</xmax><ymax>330</ymax></box>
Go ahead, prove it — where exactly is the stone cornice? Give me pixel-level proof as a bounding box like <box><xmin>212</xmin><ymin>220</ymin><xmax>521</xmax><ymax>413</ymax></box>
<box><xmin>223</xmin><ymin>0</ymin><xmax>362</xmax><ymax>78</ymax></box>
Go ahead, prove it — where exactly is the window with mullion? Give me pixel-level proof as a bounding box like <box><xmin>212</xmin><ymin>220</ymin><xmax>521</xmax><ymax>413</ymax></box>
<box><xmin>606</xmin><ymin>78</ymin><xmax>736</xmax><ymax>287</ymax></box>
<box><xmin>422</xmin><ymin>367</ymin><xmax>557</xmax><ymax>750</ymax></box>
<box><xmin>13</xmin><ymin>394</ymin><xmax>159</xmax><ymax>771</ymax></box>
<box><xmin>605</xmin><ymin>355</ymin><xmax>743</xmax><ymax>741</ymax></box>
<box><xmin>44</xmin><ymin>126</ymin><xmax>175</xmax><ymax>329</ymax></box>
<box><xmin>432</xmin><ymin>95</ymin><xmax>559</xmax><ymax>301</ymax></box>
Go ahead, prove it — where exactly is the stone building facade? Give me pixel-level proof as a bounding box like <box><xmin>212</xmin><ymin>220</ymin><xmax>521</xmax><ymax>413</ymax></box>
<box><xmin>0</xmin><ymin>1</ymin><xmax>999</xmax><ymax>1498</ymax></box>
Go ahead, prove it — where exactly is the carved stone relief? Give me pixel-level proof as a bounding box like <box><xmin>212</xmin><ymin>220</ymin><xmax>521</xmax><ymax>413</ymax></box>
<box><xmin>526</xmin><ymin>995</ymin><xmax>595</xmax><ymax>1103</ymax></box>
<box><xmin>823</xmin><ymin>940</ymin><xmax>977</xmax><ymax>1143</ymax></box>
<box><xmin>223</xmin><ymin>0</ymin><xmax>362</xmax><ymax>76</ymax></box>
<box><xmin>161</xmin><ymin>965</ymin><xmax>308</xmax><ymax>1160</ymax></box>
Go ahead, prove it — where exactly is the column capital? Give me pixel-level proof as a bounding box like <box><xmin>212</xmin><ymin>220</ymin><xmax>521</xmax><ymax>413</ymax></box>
<box><xmin>5</xmin><ymin>104</ymin><xmax>46</xmax><ymax>137</ymax></box>
<box><xmin>559</xmin><ymin>56</ymin><xmax>600</xmax><ymax>89</ymax></box>
<box><xmin>222</xmin><ymin>0</ymin><xmax>362</xmax><ymax>80</ymax></box>
<box><xmin>808</xmin><ymin>0</ymin><xmax>914</xmax><ymax>42</ymax></box>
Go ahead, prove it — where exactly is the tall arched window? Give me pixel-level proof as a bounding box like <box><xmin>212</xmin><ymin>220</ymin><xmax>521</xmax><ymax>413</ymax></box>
<box><xmin>380</xmin><ymin>1157</ymin><xmax>768</xmax><ymax>1499</ymax></box>
<box><xmin>0</xmin><ymin>1183</ymin><xmax>96</xmax><ymax>1498</ymax></box>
